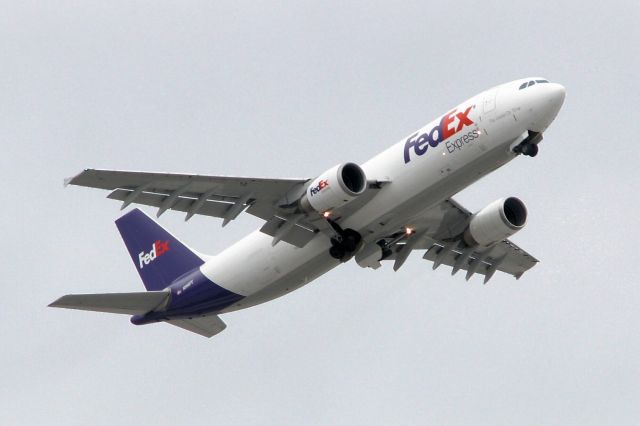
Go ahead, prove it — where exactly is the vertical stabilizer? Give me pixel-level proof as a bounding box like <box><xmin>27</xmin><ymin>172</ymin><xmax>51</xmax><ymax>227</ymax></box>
<box><xmin>115</xmin><ymin>209</ymin><xmax>205</xmax><ymax>291</ymax></box>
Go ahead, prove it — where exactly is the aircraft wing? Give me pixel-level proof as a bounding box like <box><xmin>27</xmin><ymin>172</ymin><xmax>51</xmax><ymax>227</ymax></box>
<box><xmin>384</xmin><ymin>198</ymin><xmax>539</xmax><ymax>283</ymax></box>
<box><xmin>66</xmin><ymin>169</ymin><xmax>318</xmax><ymax>247</ymax></box>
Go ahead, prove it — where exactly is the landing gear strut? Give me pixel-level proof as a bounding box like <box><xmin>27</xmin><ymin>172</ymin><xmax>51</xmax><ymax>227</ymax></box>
<box><xmin>513</xmin><ymin>130</ymin><xmax>542</xmax><ymax>157</ymax></box>
<box><xmin>327</xmin><ymin>220</ymin><xmax>362</xmax><ymax>261</ymax></box>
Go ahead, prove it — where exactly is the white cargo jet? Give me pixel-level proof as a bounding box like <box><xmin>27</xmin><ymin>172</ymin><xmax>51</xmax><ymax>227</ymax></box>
<box><xmin>50</xmin><ymin>77</ymin><xmax>565</xmax><ymax>337</ymax></box>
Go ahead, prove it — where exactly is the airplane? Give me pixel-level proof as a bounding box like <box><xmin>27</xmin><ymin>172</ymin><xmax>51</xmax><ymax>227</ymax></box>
<box><xmin>50</xmin><ymin>77</ymin><xmax>565</xmax><ymax>338</ymax></box>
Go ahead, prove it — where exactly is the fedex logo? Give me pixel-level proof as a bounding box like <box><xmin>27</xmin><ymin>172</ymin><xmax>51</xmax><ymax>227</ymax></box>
<box><xmin>138</xmin><ymin>240</ymin><xmax>170</xmax><ymax>269</ymax></box>
<box><xmin>309</xmin><ymin>180</ymin><xmax>329</xmax><ymax>196</ymax></box>
<box><xmin>404</xmin><ymin>106</ymin><xmax>474</xmax><ymax>163</ymax></box>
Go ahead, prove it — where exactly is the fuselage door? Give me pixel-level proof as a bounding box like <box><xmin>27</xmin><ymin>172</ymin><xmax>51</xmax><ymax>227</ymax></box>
<box><xmin>483</xmin><ymin>88</ymin><xmax>498</xmax><ymax>113</ymax></box>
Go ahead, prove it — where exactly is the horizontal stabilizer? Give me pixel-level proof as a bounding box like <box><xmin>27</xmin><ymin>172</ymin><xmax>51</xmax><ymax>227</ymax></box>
<box><xmin>49</xmin><ymin>291</ymin><xmax>170</xmax><ymax>315</ymax></box>
<box><xmin>167</xmin><ymin>315</ymin><xmax>226</xmax><ymax>338</ymax></box>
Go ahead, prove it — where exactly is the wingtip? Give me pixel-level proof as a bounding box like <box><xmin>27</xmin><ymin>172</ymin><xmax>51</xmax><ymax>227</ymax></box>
<box><xmin>63</xmin><ymin>169</ymin><xmax>90</xmax><ymax>187</ymax></box>
<box><xmin>48</xmin><ymin>297</ymin><xmax>63</xmax><ymax>308</ymax></box>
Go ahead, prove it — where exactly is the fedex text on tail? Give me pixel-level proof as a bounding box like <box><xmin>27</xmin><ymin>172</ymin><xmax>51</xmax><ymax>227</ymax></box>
<box><xmin>138</xmin><ymin>240</ymin><xmax>170</xmax><ymax>269</ymax></box>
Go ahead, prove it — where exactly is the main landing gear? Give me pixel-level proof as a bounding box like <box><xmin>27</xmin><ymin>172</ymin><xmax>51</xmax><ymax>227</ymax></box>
<box><xmin>327</xmin><ymin>220</ymin><xmax>362</xmax><ymax>261</ymax></box>
<box><xmin>513</xmin><ymin>130</ymin><xmax>542</xmax><ymax>157</ymax></box>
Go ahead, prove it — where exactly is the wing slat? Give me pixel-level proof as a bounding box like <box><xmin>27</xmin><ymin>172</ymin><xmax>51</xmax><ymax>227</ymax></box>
<box><xmin>67</xmin><ymin>169</ymin><xmax>307</xmax><ymax>198</ymax></box>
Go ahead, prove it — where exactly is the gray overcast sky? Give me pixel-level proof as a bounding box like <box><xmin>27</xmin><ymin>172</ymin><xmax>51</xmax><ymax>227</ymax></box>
<box><xmin>2</xmin><ymin>1</ymin><xmax>639</xmax><ymax>425</ymax></box>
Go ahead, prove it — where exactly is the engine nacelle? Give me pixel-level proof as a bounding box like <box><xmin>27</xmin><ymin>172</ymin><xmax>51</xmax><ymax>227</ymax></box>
<box><xmin>463</xmin><ymin>197</ymin><xmax>527</xmax><ymax>247</ymax></box>
<box><xmin>300</xmin><ymin>163</ymin><xmax>367</xmax><ymax>213</ymax></box>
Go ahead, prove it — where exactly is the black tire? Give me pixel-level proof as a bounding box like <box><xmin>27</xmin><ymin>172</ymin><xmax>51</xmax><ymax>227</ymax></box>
<box><xmin>329</xmin><ymin>245</ymin><xmax>345</xmax><ymax>260</ymax></box>
<box><xmin>521</xmin><ymin>143</ymin><xmax>538</xmax><ymax>157</ymax></box>
<box><xmin>341</xmin><ymin>229</ymin><xmax>361</xmax><ymax>252</ymax></box>
<box><xmin>342</xmin><ymin>237</ymin><xmax>357</xmax><ymax>252</ymax></box>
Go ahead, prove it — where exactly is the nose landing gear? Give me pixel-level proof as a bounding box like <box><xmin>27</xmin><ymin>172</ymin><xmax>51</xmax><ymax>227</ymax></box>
<box><xmin>513</xmin><ymin>130</ymin><xmax>542</xmax><ymax>157</ymax></box>
<box><xmin>519</xmin><ymin>143</ymin><xmax>539</xmax><ymax>157</ymax></box>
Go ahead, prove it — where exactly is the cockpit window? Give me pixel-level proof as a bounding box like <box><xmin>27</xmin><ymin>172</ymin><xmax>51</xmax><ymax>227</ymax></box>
<box><xmin>518</xmin><ymin>80</ymin><xmax>549</xmax><ymax>90</ymax></box>
<box><xmin>519</xmin><ymin>79</ymin><xmax>550</xmax><ymax>90</ymax></box>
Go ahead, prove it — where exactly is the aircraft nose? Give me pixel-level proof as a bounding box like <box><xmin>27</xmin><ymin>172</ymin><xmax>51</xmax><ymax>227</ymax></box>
<box><xmin>524</xmin><ymin>82</ymin><xmax>566</xmax><ymax>132</ymax></box>
<box><xmin>548</xmin><ymin>83</ymin><xmax>566</xmax><ymax>108</ymax></box>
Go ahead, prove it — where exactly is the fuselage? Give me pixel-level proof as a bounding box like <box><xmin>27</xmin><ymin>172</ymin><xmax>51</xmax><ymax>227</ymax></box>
<box><xmin>147</xmin><ymin>77</ymin><xmax>566</xmax><ymax>320</ymax></box>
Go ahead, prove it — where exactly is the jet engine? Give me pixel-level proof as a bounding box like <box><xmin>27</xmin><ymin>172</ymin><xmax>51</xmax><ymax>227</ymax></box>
<box><xmin>300</xmin><ymin>163</ymin><xmax>367</xmax><ymax>213</ymax></box>
<box><xmin>463</xmin><ymin>197</ymin><xmax>527</xmax><ymax>247</ymax></box>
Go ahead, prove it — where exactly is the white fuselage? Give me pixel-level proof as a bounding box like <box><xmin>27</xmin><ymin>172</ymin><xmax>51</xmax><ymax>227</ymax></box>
<box><xmin>201</xmin><ymin>78</ymin><xmax>565</xmax><ymax>313</ymax></box>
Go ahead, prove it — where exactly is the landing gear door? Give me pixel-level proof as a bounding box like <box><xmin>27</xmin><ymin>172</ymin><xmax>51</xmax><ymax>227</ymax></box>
<box><xmin>483</xmin><ymin>87</ymin><xmax>498</xmax><ymax>113</ymax></box>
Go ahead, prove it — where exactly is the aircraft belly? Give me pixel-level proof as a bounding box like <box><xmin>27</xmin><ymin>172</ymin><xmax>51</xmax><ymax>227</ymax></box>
<box><xmin>219</xmin><ymin>250</ymin><xmax>339</xmax><ymax>313</ymax></box>
<box><xmin>200</xmin><ymin>230</ymin><xmax>336</xmax><ymax>300</ymax></box>
<box><xmin>200</xmin><ymin>98</ymin><xmax>524</xmax><ymax>312</ymax></box>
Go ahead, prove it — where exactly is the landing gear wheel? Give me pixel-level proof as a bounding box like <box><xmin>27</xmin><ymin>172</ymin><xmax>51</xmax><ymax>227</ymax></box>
<box><xmin>329</xmin><ymin>245</ymin><xmax>346</xmax><ymax>260</ymax></box>
<box><xmin>341</xmin><ymin>229</ymin><xmax>361</xmax><ymax>252</ymax></box>
<box><xmin>521</xmin><ymin>143</ymin><xmax>538</xmax><ymax>157</ymax></box>
<box><xmin>326</xmin><ymin>220</ymin><xmax>362</xmax><ymax>261</ymax></box>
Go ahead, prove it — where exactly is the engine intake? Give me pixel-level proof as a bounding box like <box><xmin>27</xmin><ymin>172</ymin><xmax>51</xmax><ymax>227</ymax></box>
<box><xmin>300</xmin><ymin>163</ymin><xmax>367</xmax><ymax>213</ymax></box>
<box><xmin>463</xmin><ymin>197</ymin><xmax>527</xmax><ymax>247</ymax></box>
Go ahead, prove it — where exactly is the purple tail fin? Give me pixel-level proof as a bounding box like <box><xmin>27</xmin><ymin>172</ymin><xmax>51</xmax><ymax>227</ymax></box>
<box><xmin>115</xmin><ymin>209</ymin><xmax>205</xmax><ymax>291</ymax></box>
